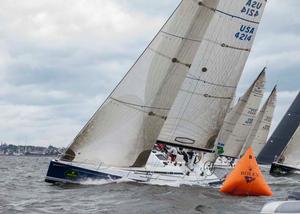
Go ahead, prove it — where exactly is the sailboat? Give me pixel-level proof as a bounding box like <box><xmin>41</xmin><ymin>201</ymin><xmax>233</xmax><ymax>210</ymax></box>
<box><xmin>213</xmin><ymin>84</ymin><xmax>277</xmax><ymax>171</ymax></box>
<box><xmin>240</xmin><ymin>86</ymin><xmax>277</xmax><ymax>157</ymax></box>
<box><xmin>45</xmin><ymin>0</ymin><xmax>268</xmax><ymax>185</ymax></box>
<box><xmin>258</xmin><ymin>92</ymin><xmax>300</xmax><ymax>164</ymax></box>
<box><xmin>215</xmin><ymin>70</ymin><xmax>266</xmax><ymax>160</ymax></box>
<box><xmin>270</xmin><ymin>125</ymin><xmax>300</xmax><ymax>176</ymax></box>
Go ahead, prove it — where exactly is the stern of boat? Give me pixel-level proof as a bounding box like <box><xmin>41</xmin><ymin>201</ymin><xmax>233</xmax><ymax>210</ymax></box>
<box><xmin>269</xmin><ymin>162</ymin><xmax>295</xmax><ymax>177</ymax></box>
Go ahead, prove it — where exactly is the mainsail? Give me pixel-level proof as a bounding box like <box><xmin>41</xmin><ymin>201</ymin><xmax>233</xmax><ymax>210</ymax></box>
<box><xmin>258</xmin><ymin>91</ymin><xmax>300</xmax><ymax>164</ymax></box>
<box><xmin>240</xmin><ymin>86</ymin><xmax>277</xmax><ymax>156</ymax></box>
<box><xmin>277</xmin><ymin>125</ymin><xmax>300</xmax><ymax>168</ymax></box>
<box><xmin>220</xmin><ymin>70</ymin><xmax>265</xmax><ymax>158</ymax></box>
<box><xmin>61</xmin><ymin>0</ymin><xmax>220</xmax><ymax>167</ymax></box>
<box><xmin>158</xmin><ymin>0</ymin><xmax>268</xmax><ymax>152</ymax></box>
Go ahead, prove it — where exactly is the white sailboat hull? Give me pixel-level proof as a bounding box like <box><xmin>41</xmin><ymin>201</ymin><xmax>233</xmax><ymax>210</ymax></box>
<box><xmin>45</xmin><ymin>154</ymin><xmax>222</xmax><ymax>187</ymax></box>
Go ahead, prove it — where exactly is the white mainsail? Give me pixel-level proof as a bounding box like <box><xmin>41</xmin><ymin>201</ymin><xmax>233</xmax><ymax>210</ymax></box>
<box><xmin>240</xmin><ymin>86</ymin><xmax>277</xmax><ymax>156</ymax></box>
<box><xmin>220</xmin><ymin>70</ymin><xmax>266</xmax><ymax>158</ymax></box>
<box><xmin>158</xmin><ymin>0</ymin><xmax>268</xmax><ymax>151</ymax></box>
<box><xmin>278</xmin><ymin>125</ymin><xmax>300</xmax><ymax>168</ymax></box>
<box><xmin>62</xmin><ymin>0</ymin><xmax>220</xmax><ymax>167</ymax></box>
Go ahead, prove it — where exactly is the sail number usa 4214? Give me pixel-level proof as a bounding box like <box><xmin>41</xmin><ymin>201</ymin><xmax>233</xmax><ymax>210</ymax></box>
<box><xmin>235</xmin><ymin>25</ymin><xmax>255</xmax><ymax>41</ymax></box>
<box><xmin>241</xmin><ymin>0</ymin><xmax>263</xmax><ymax>17</ymax></box>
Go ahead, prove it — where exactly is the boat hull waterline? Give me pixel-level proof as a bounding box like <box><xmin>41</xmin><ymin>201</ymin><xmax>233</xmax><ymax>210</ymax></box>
<box><xmin>270</xmin><ymin>162</ymin><xmax>300</xmax><ymax>177</ymax></box>
<box><xmin>45</xmin><ymin>160</ymin><xmax>222</xmax><ymax>186</ymax></box>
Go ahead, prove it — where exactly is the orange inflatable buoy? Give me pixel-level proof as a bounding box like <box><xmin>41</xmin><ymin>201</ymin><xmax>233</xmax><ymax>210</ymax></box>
<box><xmin>220</xmin><ymin>147</ymin><xmax>272</xmax><ymax>196</ymax></box>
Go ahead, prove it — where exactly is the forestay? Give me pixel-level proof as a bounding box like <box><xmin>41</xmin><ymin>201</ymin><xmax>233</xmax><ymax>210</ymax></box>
<box><xmin>221</xmin><ymin>70</ymin><xmax>265</xmax><ymax>158</ymax></box>
<box><xmin>278</xmin><ymin>125</ymin><xmax>300</xmax><ymax>168</ymax></box>
<box><xmin>158</xmin><ymin>0</ymin><xmax>268</xmax><ymax>152</ymax></box>
<box><xmin>61</xmin><ymin>0</ymin><xmax>220</xmax><ymax>167</ymax></box>
<box><xmin>241</xmin><ymin>86</ymin><xmax>277</xmax><ymax>156</ymax></box>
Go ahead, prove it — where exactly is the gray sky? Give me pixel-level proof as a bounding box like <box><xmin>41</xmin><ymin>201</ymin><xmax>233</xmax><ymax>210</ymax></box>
<box><xmin>0</xmin><ymin>0</ymin><xmax>299</xmax><ymax>147</ymax></box>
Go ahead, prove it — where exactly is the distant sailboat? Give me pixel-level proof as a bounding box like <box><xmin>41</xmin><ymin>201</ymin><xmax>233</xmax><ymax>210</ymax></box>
<box><xmin>270</xmin><ymin>125</ymin><xmax>300</xmax><ymax>176</ymax></box>
<box><xmin>258</xmin><ymin>92</ymin><xmax>300</xmax><ymax>164</ymax></box>
<box><xmin>240</xmin><ymin>86</ymin><xmax>277</xmax><ymax>157</ymax></box>
<box><xmin>45</xmin><ymin>0</ymin><xmax>268</xmax><ymax>185</ymax></box>
<box><xmin>217</xmin><ymin>70</ymin><xmax>266</xmax><ymax>159</ymax></box>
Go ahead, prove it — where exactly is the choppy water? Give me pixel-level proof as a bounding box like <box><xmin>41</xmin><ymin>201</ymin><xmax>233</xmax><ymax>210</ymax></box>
<box><xmin>0</xmin><ymin>156</ymin><xmax>299</xmax><ymax>214</ymax></box>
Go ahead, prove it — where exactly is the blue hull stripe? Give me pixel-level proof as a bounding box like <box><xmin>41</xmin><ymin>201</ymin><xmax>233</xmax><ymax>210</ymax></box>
<box><xmin>45</xmin><ymin>160</ymin><xmax>121</xmax><ymax>184</ymax></box>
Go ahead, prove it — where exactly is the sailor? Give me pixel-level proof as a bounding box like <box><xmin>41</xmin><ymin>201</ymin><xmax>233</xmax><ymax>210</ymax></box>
<box><xmin>229</xmin><ymin>157</ymin><xmax>235</xmax><ymax>167</ymax></box>
<box><xmin>186</xmin><ymin>149</ymin><xmax>197</xmax><ymax>171</ymax></box>
<box><xmin>167</xmin><ymin>146</ymin><xmax>177</xmax><ymax>162</ymax></box>
<box><xmin>155</xmin><ymin>143</ymin><xmax>166</xmax><ymax>152</ymax></box>
<box><xmin>178</xmin><ymin>147</ymin><xmax>189</xmax><ymax>163</ymax></box>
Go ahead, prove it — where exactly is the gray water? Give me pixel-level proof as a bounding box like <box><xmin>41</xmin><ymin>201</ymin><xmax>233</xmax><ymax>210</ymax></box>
<box><xmin>0</xmin><ymin>156</ymin><xmax>299</xmax><ymax>214</ymax></box>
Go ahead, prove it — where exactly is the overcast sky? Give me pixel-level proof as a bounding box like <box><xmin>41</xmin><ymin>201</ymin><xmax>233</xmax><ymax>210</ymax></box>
<box><xmin>0</xmin><ymin>0</ymin><xmax>299</xmax><ymax>147</ymax></box>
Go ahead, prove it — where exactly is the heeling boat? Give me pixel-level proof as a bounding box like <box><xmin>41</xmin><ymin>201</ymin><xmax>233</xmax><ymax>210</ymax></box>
<box><xmin>45</xmin><ymin>0</ymin><xmax>268</xmax><ymax>185</ymax></box>
<box><xmin>213</xmin><ymin>85</ymin><xmax>276</xmax><ymax>172</ymax></box>
<box><xmin>258</xmin><ymin>92</ymin><xmax>300</xmax><ymax>164</ymax></box>
<box><xmin>240</xmin><ymin>86</ymin><xmax>277</xmax><ymax>157</ymax></box>
<box><xmin>270</xmin><ymin>125</ymin><xmax>300</xmax><ymax>177</ymax></box>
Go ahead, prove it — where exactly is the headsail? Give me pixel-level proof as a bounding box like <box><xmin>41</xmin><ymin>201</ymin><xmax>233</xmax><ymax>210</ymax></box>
<box><xmin>220</xmin><ymin>70</ymin><xmax>266</xmax><ymax>158</ymax></box>
<box><xmin>61</xmin><ymin>0</ymin><xmax>220</xmax><ymax>167</ymax></box>
<box><xmin>277</xmin><ymin>125</ymin><xmax>300</xmax><ymax>167</ymax></box>
<box><xmin>240</xmin><ymin>86</ymin><xmax>277</xmax><ymax>156</ymax></box>
<box><xmin>158</xmin><ymin>0</ymin><xmax>268</xmax><ymax>152</ymax></box>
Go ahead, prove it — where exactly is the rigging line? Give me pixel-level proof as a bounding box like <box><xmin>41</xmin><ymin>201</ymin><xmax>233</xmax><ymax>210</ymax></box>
<box><xmin>198</xmin><ymin>1</ymin><xmax>260</xmax><ymax>25</ymax></box>
<box><xmin>220</xmin><ymin>43</ymin><xmax>251</xmax><ymax>52</ymax></box>
<box><xmin>148</xmin><ymin>47</ymin><xmax>191</xmax><ymax>68</ymax></box>
<box><xmin>186</xmin><ymin>75</ymin><xmax>237</xmax><ymax>88</ymax></box>
<box><xmin>204</xmin><ymin>37</ymin><xmax>252</xmax><ymax>52</ymax></box>
<box><xmin>161</xmin><ymin>31</ymin><xmax>251</xmax><ymax>52</ymax></box>
<box><xmin>119</xmin><ymin>103</ymin><xmax>168</xmax><ymax>121</ymax></box>
<box><xmin>110</xmin><ymin>97</ymin><xmax>170</xmax><ymax>111</ymax></box>
<box><xmin>161</xmin><ymin>30</ymin><xmax>202</xmax><ymax>43</ymax></box>
<box><xmin>180</xmin><ymin>89</ymin><xmax>232</xmax><ymax>100</ymax></box>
